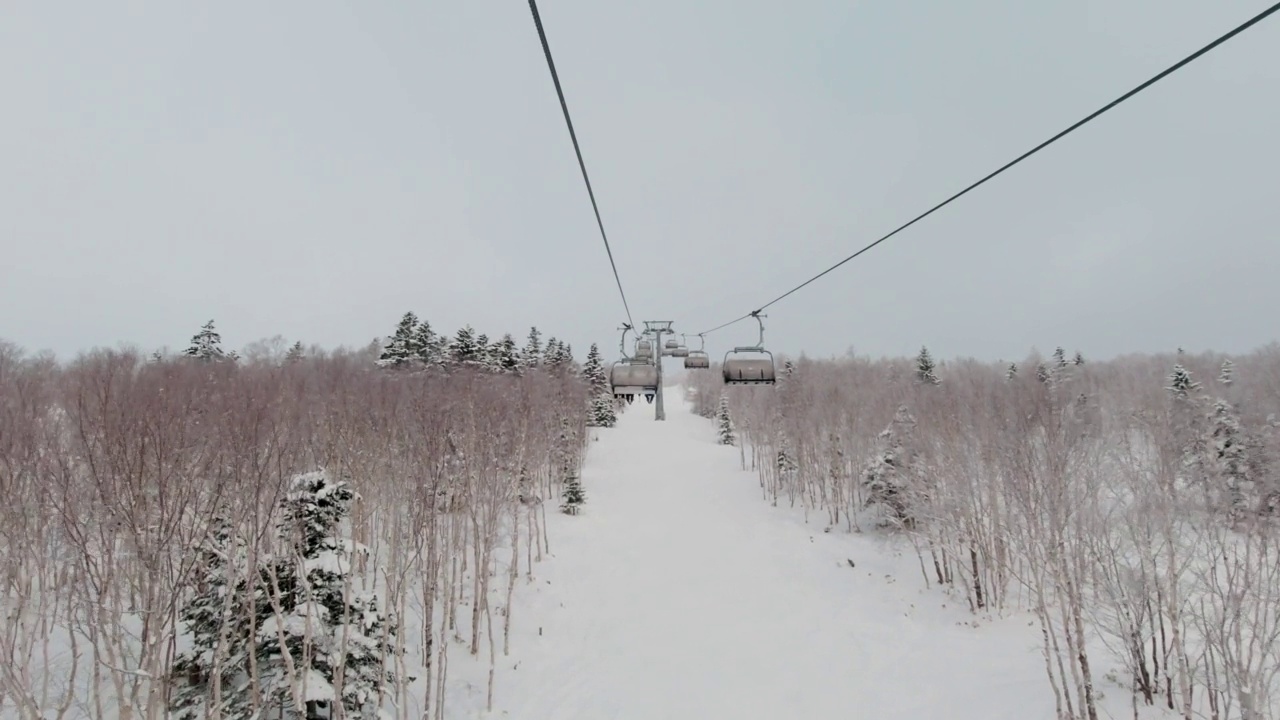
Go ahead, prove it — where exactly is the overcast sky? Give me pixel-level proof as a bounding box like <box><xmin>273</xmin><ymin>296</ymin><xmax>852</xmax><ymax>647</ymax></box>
<box><xmin>3</xmin><ymin>0</ymin><xmax>1278</xmax><ymax>363</ymax></box>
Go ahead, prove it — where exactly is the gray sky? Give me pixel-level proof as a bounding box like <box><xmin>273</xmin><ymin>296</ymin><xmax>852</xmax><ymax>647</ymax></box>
<box><xmin>3</xmin><ymin>0</ymin><xmax>1278</xmax><ymax>364</ymax></box>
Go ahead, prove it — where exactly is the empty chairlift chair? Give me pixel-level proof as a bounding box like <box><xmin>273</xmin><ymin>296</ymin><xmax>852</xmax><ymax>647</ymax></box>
<box><xmin>609</xmin><ymin>324</ymin><xmax>658</xmax><ymax>403</ymax></box>
<box><xmin>669</xmin><ymin>335</ymin><xmax>690</xmax><ymax>357</ymax></box>
<box><xmin>684</xmin><ymin>351</ymin><xmax>710</xmax><ymax>369</ymax></box>
<box><xmin>722</xmin><ymin>313</ymin><xmax>777</xmax><ymax>386</ymax></box>
<box><xmin>635</xmin><ymin>339</ymin><xmax>654</xmax><ymax>362</ymax></box>
<box><xmin>683</xmin><ymin>334</ymin><xmax>710</xmax><ymax>369</ymax></box>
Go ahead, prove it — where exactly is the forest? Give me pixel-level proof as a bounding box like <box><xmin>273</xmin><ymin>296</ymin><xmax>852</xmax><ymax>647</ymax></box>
<box><xmin>690</xmin><ymin>345</ymin><xmax>1280</xmax><ymax>720</ymax></box>
<box><xmin>0</xmin><ymin>315</ymin><xmax>601</xmax><ymax>720</ymax></box>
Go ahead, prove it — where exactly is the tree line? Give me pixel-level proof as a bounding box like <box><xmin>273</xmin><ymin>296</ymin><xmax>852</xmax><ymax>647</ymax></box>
<box><xmin>690</xmin><ymin>344</ymin><xmax>1280</xmax><ymax>720</ymax></box>
<box><xmin>0</xmin><ymin>310</ymin><xmax>610</xmax><ymax>719</ymax></box>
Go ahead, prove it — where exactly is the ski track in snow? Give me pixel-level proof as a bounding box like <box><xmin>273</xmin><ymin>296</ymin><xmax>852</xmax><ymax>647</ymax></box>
<box><xmin>473</xmin><ymin>389</ymin><xmax>1109</xmax><ymax>720</ymax></box>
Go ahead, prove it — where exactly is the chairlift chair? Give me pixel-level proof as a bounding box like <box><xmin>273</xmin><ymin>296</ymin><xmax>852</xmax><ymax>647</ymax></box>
<box><xmin>609</xmin><ymin>324</ymin><xmax>659</xmax><ymax>402</ymax></box>
<box><xmin>684</xmin><ymin>351</ymin><xmax>710</xmax><ymax>369</ymax></box>
<box><xmin>684</xmin><ymin>334</ymin><xmax>710</xmax><ymax>369</ymax></box>
<box><xmin>722</xmin><ymin>313</ymin><xmax>777</xmax><ymax>385</ymax></box>
<box><xmin>635</xmin><ymin>339</ymin><xmax>654</xmax><ymax>362</ymax></box>
<box><xmin>610</xmin><ymin>360</ymin><xmax>659</xmax><ymax>401</ymax></box>
<box><xmin>667</xmin><ymin>334</ymin><xmax>689</xmax><ymax>358</ymax></box>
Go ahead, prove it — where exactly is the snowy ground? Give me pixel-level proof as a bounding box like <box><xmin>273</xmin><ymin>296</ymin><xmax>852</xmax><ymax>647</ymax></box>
<box><xmin>439</xmin><ymin>387</ymin><xmax>1160</xmax><ymax>719</ymax></box>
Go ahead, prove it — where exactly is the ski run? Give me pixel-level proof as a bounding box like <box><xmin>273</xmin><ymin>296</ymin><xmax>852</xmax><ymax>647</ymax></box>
<box><xmin>442</xmin><ymin>388</ymin><xmax>1140</xmax><ymax>719</ymax></box>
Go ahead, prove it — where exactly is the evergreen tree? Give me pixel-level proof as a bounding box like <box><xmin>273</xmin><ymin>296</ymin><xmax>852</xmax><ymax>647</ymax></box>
<box><xmin>257</xmin><ymin>471</ymin><xmax>405</xmax><ymax>719</ymax></box>
<box><xmin>588</xmin><ymin>393</ymin><xmax>617</xmax><ymax>428</ymax></box>
<box><xmin>783</xmin><ymin>360</ymin><xmax>796</xmax><ymax>378</ymax></box>
<box><xmin>185</xmin><ymin>320</ymin><xmax>229</xmax><ymax>362</ymax></box>
<box><xmin>377</xmin><ymin>312</ymin><xmax>419</xmax><ymax>368</ymax></box>
<box><xmin>1006</xmin><ymin>362</ymin><xmax>1018</xmax><ymax>380</ymax></box>
<box><xmin>169</xmin><ymin>514</ymin><xmax>252</xmax><ymax>719</ymax></box>
<box><xmin>915</xmin><ymin>346</ymin><xmax>940</xmax><ymax>385</ymax></box>
<box><xmin>151</xmin><ymin>349</ymin><xmax>165</xmax><ymax>363</ymax></box>
<box><xmin>1208</xmin><ymin>399</ymin><xmax>1250</xmax><ymax>520</ymax></box>
<box><xmin>543</xmin><ymin>338</ymin><xmax>569</xmax><ymax>374</ymax></box>
<box><xmin>285</xmin><ymin>341</ymin><xmax>305</xmax><ymax>363</ymax></box>
<box><xmin>522</xmin><ymin>327</ymin><xmax>543</xmax><ymax>369</ymax></box>
<box><xmin>560</xmin><ymin>472</ymin><xmax>586</xmax><ymax>515</ymax></box>
<box><xmin>1036</xmin><ymin>363</ymin><xmax>1051</xmax><ymax>384</ymax></box>
<box><xmin>1218</xmin><ymin>358</ymin><xmax>1234</xmax><ymax>386</ymax></box>
<box><xmin>1073</xmin><ymin>351</ymin><xmax>1085</xmax><ymax>366</ymax></box>
<box><xmin>492</xmin><ymin>334</ymin><xmax>521</xmax><ymax>373</ymax></box>
<box><xmin>449</xmin><ymin>325</ymin><xmax>483</xmax><ymax>367</ymax></box>
<box><xmin>1168</xmin><ymin>364</ymin><xmax>1211</xmax><ymax>494</ymax></box>
<box><xmin>412</xmin><ymin>319</ymin><xmax>448</xmax><ymax>368</ymax></box>
<box><xmin>862</xmin><ymin>405</ymin><xmax>918</xmax><ymax>525</ymax></box>
<box><xmin>581</xmin><ymin>344</ymin><xmax>610</xmax><ymax>396</ymax></box>
<box><xmin>1167</xmin><ymin>364</ymin><xmax>1202</xmax><ymax>401</ymax></box>
<box><xmin>1053</xmin><ymin>346</ymin><xmax>1068</xmax><ymax>369</ymax></box>
<box><xmin>715</xmin><ymin>396</ymin><xmax>735</xmax><ymax>446</ymax></box>
<box><xmin>776</xmin><ymin>435</ymin><xmax>798</xmax><ymax>487</ymax></box>
<box><xmin>561</xmin><ymin>342</ymin><xmax>577</xmax><ymax>373</ymax></box>
<box><xmin>473</xmin><ymin>333</ymin><xmax>494</xmax><ymax>371</ymax></box>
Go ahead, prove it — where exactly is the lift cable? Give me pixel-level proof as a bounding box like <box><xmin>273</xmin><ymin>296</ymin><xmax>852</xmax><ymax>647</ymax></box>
<box><xmin>696</xmin><ymin>1</ymin><xmax>1280</xmax><ymax>337</ymax></box>
<box><xmin>527</xmin><ymin>0</ymin><xmax>636</xmax><ymax>329</ymax></box>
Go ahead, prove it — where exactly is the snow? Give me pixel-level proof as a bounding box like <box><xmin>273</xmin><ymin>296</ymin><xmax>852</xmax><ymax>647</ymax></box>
<box><xmin>453</xmin><ymin>387</ymin><xmax>1124</xmax><ymax>719</ymax></box>
<box><xmin>3</xmin><ymin>383</ymin><xmax>1181</xmax><ymax>719</ymax></box>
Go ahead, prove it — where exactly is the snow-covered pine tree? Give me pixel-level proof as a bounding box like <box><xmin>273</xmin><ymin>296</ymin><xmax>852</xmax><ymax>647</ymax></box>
<box><xmin>588</xmin><ymin>393</ymin><xmax>617</xmax><ymax>428</ymax></box>
<box><xmin>285</xmin><ymin>341</ymin><xmax>305</xmax><ymax>363</ymax></box>
<box><xmin>861</xmin><ymin>405</ymin><xmax>918</xmax><ymax>526</ymax></box>
<box><xmin>257</xmin><ymin>470</ymin><xmax>405</xmax><ymax>719</ymax></box>
<box><xmin>776</xmin><ymin>435</ymin><xmax>798</xmax><ymax>489</ymax></box>
<box><xmin>581</xmin><ymin>344</ymin><xmax>609</xmax><ymax>396</ymax></box>
<box><xmin>1218</xmin><ymin>358</ymin><xmax>1234</xmax><ymax>386</ymax></box>
<box><xmin>543</xmin><ymin>338</ymin><xmax>568</xmax><ymax>374</ymax></box>
<box><xmin>1006</xmin><ymin>362</ymin><xmax>1018</xmax><ymax>380</ymax></box>
<box><xmin>185</xmin><ymin>320</ymin><xmax>229</xmax><ymax>362</ymax></box>
<box><xmin>1036</xmin><ymin>363</ymin><xmax>1051</xmax><ymax>384</ymax></box>
<box><xmin>915</xmin><ymin>346</ymin><xmax>940</xmax><ymax>385</ymax></box>
<box><xmin>1052</xmin><ymin>346</ymin><xmax>1068</xmax><ymax>369</ymax></box>
<box><xmin>473</xmin><ymin>333</ymin><xmax>496</xmax><ymax>371</ymax></box>
<box><xmin>449</xmin><ymin>325</ymin><xmax>483</xmax><ymax>367</ymax></box>
<box><xmin>522</xmin><ymin>327</ymin><xmax>543</xmax><ymax>369</ymax></box>
<box><xmin>169</xmin><ymin>514</ymin><xmax>252</xmax><ymax>720</ymax></box>
<box><xmin>1167</xmin><ymin>364</ymin><xmax>1211</xmax><ymax>495</ymax></box>
<box><xmin>492</xmin><ymin>333</ymin><xmax>521</xmax><ymax>374</ymax></box>
<box><xmin>715</xmin><ymin>396</ymin><xmax>735</xmax><ymax>446</ymax></box>
<box><xmin>560</xmin><ymin>470</ymin><xmax>586</xmax><ymax>515</ymax></box>
<box><xmin>377</xmin><ymin>312</ymin><xmax>419</xmax><ymax>369</ymax></box>
<box><xmin>411</xmin><ymin>318</ymin><xmax>442</xmax><ymax>368</ymax></box>
<box><xmin>561</xmin><ymin>342</ymin><xmax>577</xmax><ymax>373</ymax></box>
<box><xmin>783</xmin><ymin>360</ymin><xmax>796</xmax><ymax>378</ymax></box>
<box><xmin>151</xmin><ymin>349</ymin><xmax>165</xmax><ymax>363</ymax></box>
<box><xmin>1168</xmin><ymin>363</ymin><xmax>1202</xmax><ymax>401</ymax></box>
<box><xmin>1073</xmin><ymin>351</ymin><xmax>1085</xmax><ymax>366</ymax></box>
<box><xmin>1208</xmin><ymin>399</ymin><xmax>1251</xmax><ymax>521</ymax></box>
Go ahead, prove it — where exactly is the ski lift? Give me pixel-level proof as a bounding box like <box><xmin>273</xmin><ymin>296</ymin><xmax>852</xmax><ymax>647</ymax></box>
<box><xmin>610</xmin><ymin>325</ymin><xmax>659</xmax><ymax>400</ymax></box>
<box><xmin>664</xmin><ymin>338</ymin><xmax>679</xmax><ymax>350</ymax></box>
<box><xmin>723</xmin><ymin>313</ymin><xmax>776</xmax><ymax>385</ymax></box>
<box><xmin>611</xmin><ymin>360</ymin><xmax>659</xmax><ymax>400</ymax></box>
<box><xmin>635</xmin><ymin>339</ymin><xmax>654</xmax><ymax>361</ymax></box>
<box><xmin>668</xmin><ymin>334</ymin><xmax>690</xmax><ymax>358</ymax></box>
<box><xmin>684</xmin><ymin>334</ymin><xmax>710</xmax><ymax>369</ymax></box>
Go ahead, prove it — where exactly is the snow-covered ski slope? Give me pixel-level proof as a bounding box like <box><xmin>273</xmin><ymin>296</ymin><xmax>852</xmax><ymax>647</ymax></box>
<box><xmin>453</xmin><ymin>387</ymin><xmax>1134</xmax><ymax>720</ymax></box>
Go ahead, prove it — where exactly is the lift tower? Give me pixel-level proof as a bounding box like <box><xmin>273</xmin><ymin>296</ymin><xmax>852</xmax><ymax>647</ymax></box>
<box><xmin>643</xmin><ymin>320</ymin><xmax>674</xmax><ymax>420</ymax></box>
